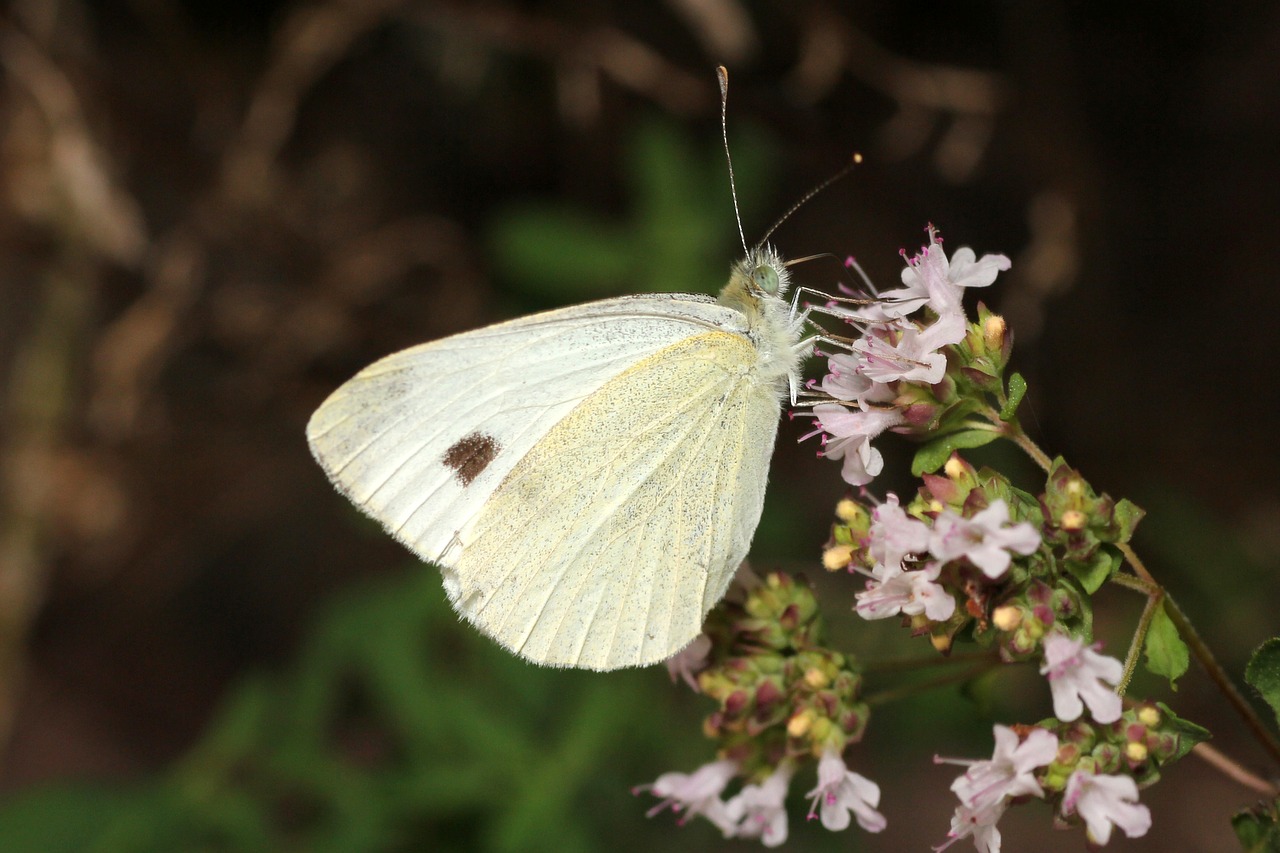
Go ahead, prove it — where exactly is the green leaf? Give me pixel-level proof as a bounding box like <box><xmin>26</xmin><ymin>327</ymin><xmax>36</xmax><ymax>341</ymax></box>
<box><xmin>1154</xmin><ymin>702</ymin><xmax>1211</xmax><ymax>761</ymax></box>
<box><xmin>1113</xmin><ymin>498</ymin><xmax>1146</xmax><ymax>543</ymax></box>
<box><xmin>1144</xmin><ymin>601</ymin><xmax>1190</xmax><ymax>688</ymax></box>
<box><xmin>1064</xmin><ymin>548</ymin><xmax>1120</xmax><ymax>595</ymax></box>
<box><xmin>1233</xmin><ymin>799</ymin><xmax>1280</xmax><ymax>852</ymax></box>
<box><xmin>1245</xmin><ymin>638</ymin><xmax>1280</xmax><ymax>731</ymax></box>
<box><xmin>999</xmin><ymin>372</ymin><xmax>1028</xmax><ymax>420</ymax></box>
<box><xmin>910</xmin><ymin>430</ymin><xmax>1000</xmax><ymax>476</ymax></box>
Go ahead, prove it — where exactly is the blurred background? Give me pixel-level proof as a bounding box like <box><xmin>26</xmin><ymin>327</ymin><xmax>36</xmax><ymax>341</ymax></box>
<box><xmin>1</xmin><ymin>0</ymin><xmax>1278</xmax><ymax>850</ymax></box>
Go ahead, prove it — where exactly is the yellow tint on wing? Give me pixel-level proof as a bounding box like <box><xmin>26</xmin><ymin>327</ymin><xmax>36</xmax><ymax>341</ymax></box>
<box><xmin>446</xmin><ymin>331</ymin><xmax>781</xmax><ymax>670</ymax></box>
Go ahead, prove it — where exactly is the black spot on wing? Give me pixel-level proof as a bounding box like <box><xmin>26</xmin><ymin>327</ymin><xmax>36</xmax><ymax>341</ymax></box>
<box><xmin>443</xmin><ymin>432</ymin><xmax>500</xmax><ymax>486</ymax></box>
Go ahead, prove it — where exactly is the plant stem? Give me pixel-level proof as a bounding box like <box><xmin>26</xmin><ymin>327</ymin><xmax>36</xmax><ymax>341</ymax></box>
<box><xmin>862</xmin><ymin>648</ymin><xmax>999</xmax><ymax>674</ymax></box>
<box><xmin>864</xmin><ymin>661</ymin><xmax>1001</xmax><ymax>707</ymax></box>
<box><xmin>1116</xmin><ymin>592</ymin><xmax>1161</xmax><ymax>696</ymax></box>
<box><xmin>1191</xmin><ymin>743</ymin><xmax>1279</xmax><ymax>797</ymax></box>
<box><xmin>1003</xmin><ymin>420</ymin><xmax>1053</xmax><ymax>472</ymax></box>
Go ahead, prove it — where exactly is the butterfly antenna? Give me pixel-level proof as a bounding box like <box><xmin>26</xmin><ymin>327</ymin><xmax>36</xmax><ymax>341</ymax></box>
<box><xmin>717</xmin><ymin>66</ymin><xmax>749</xmax><ymax>256</ymax></box>
<box><xmin>756</xmin><ymin>152</ymin><xmax>863</xmax><ymax>249</ymax></box>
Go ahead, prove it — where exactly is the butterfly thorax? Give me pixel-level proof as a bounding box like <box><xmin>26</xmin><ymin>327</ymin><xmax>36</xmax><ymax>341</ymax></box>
<box><xmin>716</xmin><ymin>245</ymin><xmax>803</xmax><ymax>390</ymax></box>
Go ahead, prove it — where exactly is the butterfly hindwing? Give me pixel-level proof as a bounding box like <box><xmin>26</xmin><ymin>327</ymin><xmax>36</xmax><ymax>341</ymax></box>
<box><xmin>447</xmin><ymin>330</ymin><xmax>781</xmax><ymax>670</ymax></box>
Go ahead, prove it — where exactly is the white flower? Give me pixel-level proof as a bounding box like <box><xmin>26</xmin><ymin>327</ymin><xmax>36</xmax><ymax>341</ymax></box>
<box><xmin>855</xmin><ymin>563</ymin><xmax>955</xmax><ymax>622</ymax></box>
<box><xmin>935</xmin><ymin>799</ymin><xmax>1008</xmax><ymax>853</ymax></box>
<box><xmin>821</xmin><ymin>352</ymin><xmax>875</xmax><ymax>402</ymax></box>
<box><xmin>666</xmin><ymin>633</ymin><xmax>712</xmax><ymax>691</ymax></box>
<box><xmin>804</xmin><ymin>749</ymin><xmax>887</xmax><ymax>833</ymax></box>
<box><xmin>635</xmin><ymin>759</ymin><xmax>738</xmax><ymax>833</ymax></box>
<box><xmin>946</xmin><ymin>725</ymin><xmax>1058</xmax><ymax>812</ymax></box>
<box><xmin>725</xmin><ymin>763</ymin><xmax>794</xmax><ymax>847</ymax></box>
<box><xmin>853</xmin><ymin>313</ymin><xmax>966</xmax><ymax>385</ymax></box>
<box><xmin>812</xmin><ymin>404</ymin><xmax>903</xmax><ymax>486</ymax></box>
<box><xmin>1039</xmin><ymin>631</ymin><xmax>1124</xmax><ymax>723</ymax></box>
<box><xmin>885</xmin><ymin>229</ymin><xmax>1011</xmax><ymax>319</ymax></box>
<box><xmin>868</xmin><ymin>493</ymin><xmax>932</xmax><ymax>576</ymax></box>
<box><xmin>930</xmin><ymin>500</ymin><xmax>1041</xmax><ymax>579</ymax></box>
<box><xmin>1062</xmin><ymin>770</ymin><xmax>1152</xmax><ymax>845</ymax></box>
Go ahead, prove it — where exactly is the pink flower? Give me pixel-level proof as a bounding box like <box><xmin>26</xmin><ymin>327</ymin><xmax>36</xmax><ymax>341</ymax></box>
<box><xmin>855</xmin><ymin>563</ymin><xmax>956</xmax><ymax>622</ymax></box>
<box><xmin>853</xmin><ymin>313</ymin><xmax>966</xmax><ymax>384</ymax></box>
<box><xmin>935</xmin><ymin>799</ymin><xmax>1008</xmax><ymax>853</ymax></box>
<box><xmin>930</xmin><ymin>500</ymin><xmax>1041</xmax><ymax>579</ymax></box>
<box><xmin>943</xmin><ymin>725</ymin><xmax>1058</xmax><ymax>813</ymax></box>
<box><xmin>821</xmin><ymin>352</ymin><xmax>875</xmax><ymax>402</ymax></box>
<box><xmin>885</xmin><ymin>228</ymin><xmax>1011</xmax><ymax>319</ymax></box>
<box><xmin>805</xmin><ymin>749</ymin><xmax>887</xmax><ymax>833</ymax></box>
<box><xmin>1062</xmin><ymin>770</ymin><xmax>1152</xmax><ymax>845</ymax></box>
<box><xmin>812</xmin><ymin>404</ymin><xmax>903</xmax><ymax>486</ymax></box>
<box><xmin>725</xmin><ymin>763</ymin><xmax>794</xmax><ymax>847</ymax></box>
<box><xmin>665</xmin><ymin>633</ymin><xmax>712</xmax><ymax>691</ymax></box>
<box><xmin>1040</xmin><ymin>631</ymin><xmax>1124</xmax><ymax>723</ymax></box>
<box><xmin>868</xmin><ymin>493</ymin><xmax>931</xmax><ymax>575</ymax></box>
<box><xmin>635</xmin><ymin>759</ymin><xmax>738</xmax><ymax>833</ymax></box>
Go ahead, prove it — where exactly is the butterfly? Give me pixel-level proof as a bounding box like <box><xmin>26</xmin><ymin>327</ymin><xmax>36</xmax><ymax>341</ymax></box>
<box><xmin>306</xmin><ymin>244</ymin><xmax>809</xmax><ymax>671</ymax></box>
<box><xmin>306</xmin><ymin>68</ymin><xmax>854</xmax><ymax>670</ymax></box>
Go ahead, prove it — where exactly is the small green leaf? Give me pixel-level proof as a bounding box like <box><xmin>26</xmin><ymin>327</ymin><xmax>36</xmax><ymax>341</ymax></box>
<box><xmin>1144</xmin><ymin>601</ymin><xmax>1190</xmax><ymax>688</ymax></box>
<box><xmin>1064</xmin><ymin>548</ymin><xmax>1120</xmax><ymax>595</ymax></box>
<box><xmin>1154</xmin><ymin>702</ymin><xmax>1211</xmax><ymax>761</ymax></box>
<box><xmin>999</xmin><ymin>373</ymin><xmax>1028</xmax><ymax>420</ymax></box>
<box><xmin>910</xmin><ymin>430</ymin><xmax>1000</xmax><ymax>476</ymax></box>
<box><xmin>1113</xmin><ymin>498</ymin><xmax>1146</xmax><ymax>543</ymax></box>
<box><xmin>1233</xmin><ymin>798</ymin><xmax>1280</xmax><ymax>852</ymax></box>
<box><xmin>1245</xmin><ymin>638</ymin><xmax>1280</xmax><ymax>731</ymax></box>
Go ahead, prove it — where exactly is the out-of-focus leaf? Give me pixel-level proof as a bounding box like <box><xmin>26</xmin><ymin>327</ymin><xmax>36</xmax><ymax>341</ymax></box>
<box><xmin>1245</xmin><ymin>638</ymin><xmax>1280</xmax><ymax>731</ymax></box>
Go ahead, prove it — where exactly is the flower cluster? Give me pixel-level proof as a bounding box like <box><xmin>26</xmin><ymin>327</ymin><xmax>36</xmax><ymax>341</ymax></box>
<box><xmin>802</xmin><ymin>226</ymin><xmax>1012</xmax><ymax>486</ymax></box>
<box><xmin>640</xmin><ymin>225</ymin><xmax>1210</xmax><ymax>853</ymax></box>
<box><xmin>935</xmin><ymin>699</ymin><xmax>1204</xmax><ymax>852</ymax></box>
<box><xmin>638</xmin><ymin>571</ymin><xmax>885</xmax><ymax>845</ymax></box>
<box><xmin>824</xmin><ymin>454</ymin><xmax>1142</xmax><ymax>661</ymax></box>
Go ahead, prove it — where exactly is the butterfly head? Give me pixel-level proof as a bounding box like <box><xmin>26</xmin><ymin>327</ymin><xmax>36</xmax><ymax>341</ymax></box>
<box><xmin>725</xmin><ymin>245</ymin><xmax>791</xmax><ymax>306</ymax></box>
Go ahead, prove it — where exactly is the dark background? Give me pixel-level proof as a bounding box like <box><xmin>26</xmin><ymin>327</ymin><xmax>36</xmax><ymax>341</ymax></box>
<box><xmin>1</xmin><ymin>1</ymin><xmax>1278</xmax><ymax>850</ymax></box>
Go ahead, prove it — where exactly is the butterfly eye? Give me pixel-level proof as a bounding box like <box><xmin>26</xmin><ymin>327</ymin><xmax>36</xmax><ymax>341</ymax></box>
<box><xmin>752</xmin><ymin>265</ymin><xmax>780</xmax><ymax>295</ymax></box>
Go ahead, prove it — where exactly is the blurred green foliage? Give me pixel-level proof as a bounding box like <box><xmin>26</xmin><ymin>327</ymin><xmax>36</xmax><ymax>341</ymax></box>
<box><xmin>0</xmin><ymin>569</ymin><xmax>726</xmax><ymax>852</ymax></box>
<box><xmin>488</xmin><ymin>117</ymin><xmax>777</xmax><ymax>303</ymax></box>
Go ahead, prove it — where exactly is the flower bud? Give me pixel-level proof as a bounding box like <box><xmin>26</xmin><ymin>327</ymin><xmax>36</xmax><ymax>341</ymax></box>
<box><xmin>835</xmin><ymin>498</ymin><xmax>864</xmax><ymax>524</ymax></box>
<box><xmin>787</xmin><ymin>710</ymin><xmax>814</xmax><ymax>737</ymax></box>
<box><xmin>1136</xmin><ymin>705</ymin><xmax>1161</xmax><ymax>727</ymax></box>
<box><xmin>1125</xmin><ymin>741</ymin><xmax>1149</xmax><ymax>763</ymax></box>
<box><xmin>822</xmin><ymin>544</ymin><xmax>853</xmax><ymax>571</ymax></box>
<box><xmin>983</xmin><ymin>314</ymin><xmax>1007</xmax><ymax>352</ymax></box>
<box><xmin>1061</xmin><ymin>509</ymin><xmax>1087</xmax><ymax>531</ymax></box>
<box><xmin>804</xmin><ymin>667</ymin><xmax>830</xmax><ymax>690</ymax></box>
<box><xmin>992</xmin><ymin>604</ymin><xmax>1023</xmax><ymax>631</ymax></box>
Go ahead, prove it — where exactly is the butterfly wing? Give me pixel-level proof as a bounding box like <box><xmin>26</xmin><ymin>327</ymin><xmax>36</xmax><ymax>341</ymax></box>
<box><xmin>307</xmin><ymin>294</ymin><xmax>781</xmax><ymax>670</ymax></box>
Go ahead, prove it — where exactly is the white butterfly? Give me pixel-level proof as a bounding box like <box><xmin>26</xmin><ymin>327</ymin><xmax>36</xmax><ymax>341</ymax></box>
<box><xmin>306</xmin><ymin>245</ymin><xmax>811</xmax><ymax>670</ymax></box>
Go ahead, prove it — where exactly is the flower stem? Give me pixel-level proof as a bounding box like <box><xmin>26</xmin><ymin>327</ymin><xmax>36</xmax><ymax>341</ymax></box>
<box><xmin>862</xmin><ymin>648</ymin><xmax>998</xmax><ymax>674</ymax></box>
<box><xmin>1191</xmin><ymin>742</ymin><xmax>1279</xmax><ymax>797</ymax></box>
<box><xmin>1113</xmin><ymin>586</ymin><xmax>1161</xmax><ymax>696</ymax></box>
<box><xmin>1001</xmin><ymin>420</ymin><xmax>1053</xmax><ymax>472</ymax></box>
<box><xmin>863</xmin><ymin>661</ymin><xmax>1001</xmax><ymax>707</ymax></box>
